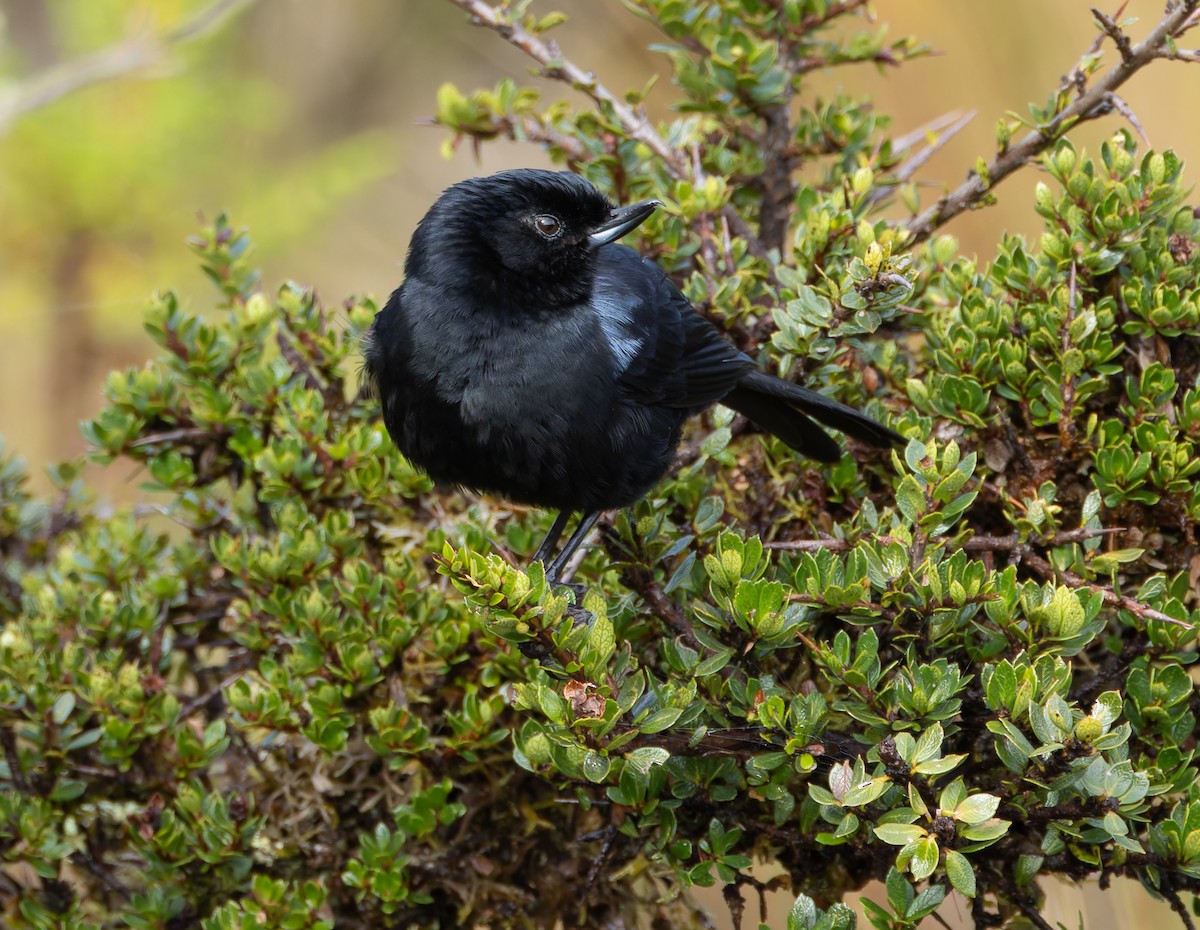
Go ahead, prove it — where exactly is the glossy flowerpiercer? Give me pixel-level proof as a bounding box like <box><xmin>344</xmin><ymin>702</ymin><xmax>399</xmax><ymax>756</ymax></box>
<box><xmin>364</xmin><ymin>169</ymin><xmax>901</xmax><ymax>577</ymax></box>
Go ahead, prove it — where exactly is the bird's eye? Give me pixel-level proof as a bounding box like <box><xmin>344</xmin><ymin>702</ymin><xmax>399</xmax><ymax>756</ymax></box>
<box><xmin>533</xmin><ymin>214</ymin><xmax>562</xmax><ymax>238</ymax></box>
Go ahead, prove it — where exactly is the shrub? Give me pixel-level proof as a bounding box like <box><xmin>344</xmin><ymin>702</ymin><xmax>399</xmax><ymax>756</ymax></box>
<box><xmin>2</xmin><ymin>2</ymin><xmax>1199</xmax><ymax>928</ymax></box>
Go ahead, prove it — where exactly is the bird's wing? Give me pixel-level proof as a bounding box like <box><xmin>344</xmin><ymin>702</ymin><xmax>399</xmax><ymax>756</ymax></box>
<box><xmin>593</xmin><ymin>247</ymin><xmax>753</xmax><ymax>410</ymax></box>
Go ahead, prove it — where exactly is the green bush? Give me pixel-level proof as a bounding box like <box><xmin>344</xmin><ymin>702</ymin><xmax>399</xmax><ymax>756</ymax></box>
<box><xmin>3</xmin><ymin>2</ymin><xmax>1199</xmax><ymax>928</ymax></box>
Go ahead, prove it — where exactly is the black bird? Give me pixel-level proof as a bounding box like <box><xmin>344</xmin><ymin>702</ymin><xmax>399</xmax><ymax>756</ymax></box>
<box><xmin>364</xmin><ymin>169</ymin><xmax>902</xmax><ymax>578</ymax></box>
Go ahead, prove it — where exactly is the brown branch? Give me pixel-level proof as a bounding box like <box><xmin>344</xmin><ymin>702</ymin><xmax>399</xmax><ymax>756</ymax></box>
<box><xmin>1023</xmin><ymin>549</ymin><xmax>1192</xmax><ymax>629</ymax></box>
<box><xmin>1158</xmin><ymin>47</ymin><xmax>1200</xmax><ymax>61</ymax></box>
<box><xmin>73</xmin><ymin>851</ymin><xmax>133</xmax><ymax>901</ymax></box>
<box><xmin>445</xmin><ymin>0</ymin><xmax>681</xmax><ymax>169</ymax></box>
<box><xmin>0</xmin><ymin>0</ymin><xmax>255</xmax><ymax>134</ymax></box>
<box><xmin>796</xmin><ymin>0</ymin><xmax>873</xmax><ymax>33</ymax></box>
<box><xmin>444</xmin><ymin>0</ymin><xmax>770</xmax><ymax>261</ymax></box>
<box><xmin>1163</xmin><ymin>884</ymin><xmax>1199</xmax><ymax>930</ymax></box>
<box><xmin>1005</xmin><ymin>796</ymin><xmax>1117</xmax><ymax>824</ymax></box>
<box><xmin>624</xmin><ymin>561</ymin><xmax>702</xmax><ymax>653</ymax></box>
<box><xmin>1091</xmin><ymin>8</ymin><xmax>1133</xmax><ymax>63</ymax></box>
<box><xmin>905</xmin><ymin>0</ymin><xmax>1198</xmax><ymax>243</ymax></box>
<box><xmin>595</xmin><ymin>520</ymin><xmax>702</xmax><ymax>651</ymax></box>
<box><xmin>1006</xmin><ymin>883</ymin><xmax>1056</xmax><ymax>930</ymax></box>
<box><xmin>178</xmin><ymin>665</ymin><xmax>252</xmax><ymax>720</ymax></box>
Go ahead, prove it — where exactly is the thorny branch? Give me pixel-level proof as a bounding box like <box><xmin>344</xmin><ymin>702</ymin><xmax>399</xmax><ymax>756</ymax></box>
<box><xmin>1023</xmin><ymin>549</ymin><xmax>1191</xmax><ymax>628</ymax></box>
<box><xmin>0</xmin><ymin>0</ymin><xmax>256</xmax><ymax>134</ymax></box>
<box><xmin>906</xmin><ymin>0</ymin><xmax>1200</xmax><ymax>243</ymax></box>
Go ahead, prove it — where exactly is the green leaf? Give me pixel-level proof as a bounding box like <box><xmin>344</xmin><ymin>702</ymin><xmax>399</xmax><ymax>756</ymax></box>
<box><xmin>874</xmin><ymin>823</ymin><xmax>927</xmax><ymax>846</ymax></box>
<box><xmin>625</xmin><ymin>746</ymin><xmax>670</xmax><ymax>774</ymax></box>
<box><xmin>787</xmin><ymin>893</ymin><xmax>818</xmax><ymax>930</ymax></box>
<box><xmin>954</xmin><ymin>793</ymin><xmax>1000</xmax><ymax>825</ymax></box>
<box><xmin>944</xmin><ymin>849</ymin><xmax>976</xmax><ymax>897</ymax></box>
<box><xmin>909</xmin><ymin>837</ymin><xmax>941</xmax><ymax>881</ymax></box>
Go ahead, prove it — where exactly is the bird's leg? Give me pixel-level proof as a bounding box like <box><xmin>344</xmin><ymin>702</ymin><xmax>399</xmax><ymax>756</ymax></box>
<box><xmin>532</xmin><ymin>510</ymin><xmax>572</xmax><ymax>566</ymax></box>
<box><xmin>546</xmin><ymin>511</ymin><xmax>600</xmax><ymax>582</ymax></box>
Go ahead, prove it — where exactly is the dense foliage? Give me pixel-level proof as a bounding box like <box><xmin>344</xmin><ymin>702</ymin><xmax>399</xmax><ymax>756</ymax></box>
<box><xmin>2</xmin><ymin>2</ymin><xmax>1199</xmax><ymax>928</ymax></box>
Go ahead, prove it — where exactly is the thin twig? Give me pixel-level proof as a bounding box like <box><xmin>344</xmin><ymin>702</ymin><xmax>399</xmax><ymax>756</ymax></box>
<box><xmin>906</xmin><ymin>0</ymin><xmax>1198</xmax><ymax>243</ymax></box>
<box><xmin>891</xmin><ymin>110</ymin><xmax>975</xmax><ymax>155</ymax></box>
<box><xmin>1158</xmin><ymin>46</ymin><xmax>1200</xmax><ymax>61</ymax></box>
<box><xmin>1091</xmin><ymin>8</ymin><xmax>1134</xmax><ymax>63</ymax></box>
<box><xmin>597</xmin><ymin>522</ymin><xmax>702</xmax><ymax>651</ymax></box>
<box><xmin>1</xmin><ymin>726</ymin><xmax>30</xmax><ymax>794</ymax></box>
<box><xmin>1097</xmin><ymin>91</ymin><xmax>1151</xmax><ymax>144</ymax></box>
<box><xmin>128</xmin><ymin>427</ymin><xmax>215</xmax><ymax>448</ymax></box>
<box><xmin>73</xmin><ymin>852</ymin><xmax>133</xmax><ymax>900</ymax></box>
<box><xmin>868</xmin><ymin>110</ymin><xmax>977</xmax><ymax>209</ymax></box>
<box><xmin>1162</xmin><ymin>884</ymin><xmax>1198</xmax><ymax>930</ymax></box>
<box><xmin>888</xmin><ymin>110</ymin><xmax>977</xmax><ymax>185</ymax></box>
<box><xmin>0</xmin><ymin>0</ymin><xmax>255</xmax><ymax>134</ymax></box>
<box><xmin>451</xmin><ymin>0</ymin><xmax>677</xmax><ymax>166</ymax></box>
<box><xmin>1009</xmin><ymin>888</ymin><xmax>1056</xmax><ymax>930</ymax></box>
<box><xmin>178</xmin><ymin>664</ymin><xmax>253</xmax><ymax>719</ymax></box>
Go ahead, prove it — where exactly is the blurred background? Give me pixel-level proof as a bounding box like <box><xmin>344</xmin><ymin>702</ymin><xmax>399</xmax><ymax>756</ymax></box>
<box><xmin>0</xmin><ymin>2</ymin><xmax>1196</xmax><ymax>924</ymax></box>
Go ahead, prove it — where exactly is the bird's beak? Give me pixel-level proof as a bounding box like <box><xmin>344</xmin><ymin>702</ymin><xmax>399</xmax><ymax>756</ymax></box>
<box><xmin>588</xmin><ymin>199</ymin><xmax>661</xmax><ymax>248</ymax></box>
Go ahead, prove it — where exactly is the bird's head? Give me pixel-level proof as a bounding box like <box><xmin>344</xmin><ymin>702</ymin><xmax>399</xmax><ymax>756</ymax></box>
<box><xmin>406</xmin><ymin>169</ymin><xmax>659</xmax><ymax>311</ymax></box>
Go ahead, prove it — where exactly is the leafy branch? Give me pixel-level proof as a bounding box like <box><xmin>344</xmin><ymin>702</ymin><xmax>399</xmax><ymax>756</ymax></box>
<box><xmin>443</xmin><ymin>0</ymin><xmax>770</xmax><ymax>259</ymax></box>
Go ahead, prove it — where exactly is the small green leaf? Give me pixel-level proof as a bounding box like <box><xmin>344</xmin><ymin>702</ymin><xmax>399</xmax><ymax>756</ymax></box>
<box><xmin>944</xmin><ymin>849</ymin><xmax>976</xmax><ymax>897</ymax></box>
<box><xmin>874</xmin><ymin>823</ymin><xmax>927</xmax><ymax>846</ymax></box>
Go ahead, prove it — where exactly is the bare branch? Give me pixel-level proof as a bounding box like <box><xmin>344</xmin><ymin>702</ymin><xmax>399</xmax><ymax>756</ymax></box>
<box><xmin>906</xmin><ymin>0</ymin><xmax>1198</xmax><ymax>243</ymax></box>
<box><xmin>1157</xmin><ymin>47</ymin><xmax>1200</xmax><ymax>61</ymax></box>
<box><xmin>0</xmin><ymin>0</ymin><xmax>255</xmax><ymax>135</ymax></box>
<box><xmin>1103</xmin><ymin>91</ymin><xmax>1151</xmax><ymax>144</ymax></box>
<box><xmin>891</xmin><ymin>109</ymin><xmax>976</xmax><ymax>157</ymax></box>
<box><xmin>1163</xmin><ymin>885</ymin><xmax>1199</xmax><ymax>930</ymax></box>
<box><xmin>869</xmin><ymin>110</ymin><xmax>976</xmax><ymax>207</ymax></box>
<box><xmin>1091</xmin><ymin>8</ymin><xmax>1133</xmax><ymax>63</ymax></box>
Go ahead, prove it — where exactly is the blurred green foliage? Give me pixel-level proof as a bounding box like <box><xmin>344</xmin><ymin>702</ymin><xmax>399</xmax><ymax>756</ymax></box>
<box><xmin>3</xmin><ymin>1</ymin><xmax>1200</xmax><ymax>928</ymax></box>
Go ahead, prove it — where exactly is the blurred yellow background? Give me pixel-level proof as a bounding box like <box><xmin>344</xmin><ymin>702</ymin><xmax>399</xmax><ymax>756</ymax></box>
<box><xmin>0</xmin><ymin>2</ymin><xmax>1196</xmax><ymax>924</ymax></box>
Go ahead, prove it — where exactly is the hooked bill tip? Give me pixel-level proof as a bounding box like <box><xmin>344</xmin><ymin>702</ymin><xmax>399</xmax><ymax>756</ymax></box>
<box><xmin>588</xmin><ymin>199</ymin><xmax>661</xmax><ymax>248</ymax></box>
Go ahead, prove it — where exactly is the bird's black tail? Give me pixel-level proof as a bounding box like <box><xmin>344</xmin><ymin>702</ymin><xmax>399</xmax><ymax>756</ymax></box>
<box><xmin>722</xmin><ymin>370</ymin><xmax>903</xmax><ymax>463</ymax></box>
